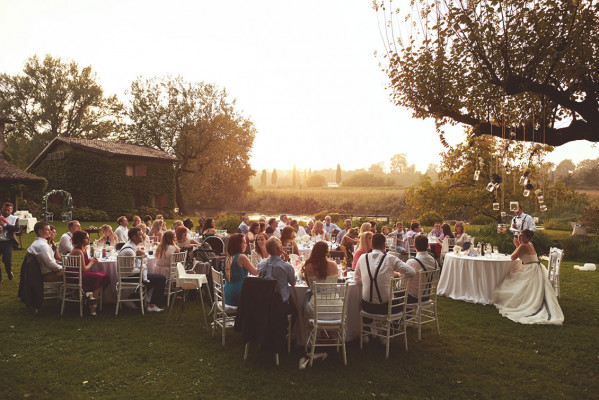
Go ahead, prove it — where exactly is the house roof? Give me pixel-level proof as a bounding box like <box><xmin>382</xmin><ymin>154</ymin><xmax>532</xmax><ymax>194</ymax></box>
<box><xmin>27</xmin><ymin>137</ymin><xmax>178</xmax><ymax>170</ymax></box>
<box><xmin>0</xmin><ymin>158</ymin><xmax>45</xmax><ymax>183</ymax></box>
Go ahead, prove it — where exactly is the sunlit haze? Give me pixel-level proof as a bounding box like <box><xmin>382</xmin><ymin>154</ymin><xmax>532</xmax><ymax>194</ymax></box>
<box><xmin>1</xmin><ymin>0</ymin><xmax>597</xmax><ymax>173</ymax></box>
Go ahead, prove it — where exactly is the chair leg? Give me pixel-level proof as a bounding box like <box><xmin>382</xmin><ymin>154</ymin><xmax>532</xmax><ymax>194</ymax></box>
<box><xmin>60</xmin><ymin>287</ymin><xmax>66</xmax><ymax>316</ymax></box>
<box><xmin>140</xmin><ymin>288</ymin><xmax>145</xmax><ymax>315</ymax></box>
<box><xmin>309</xmin><ymin>327</ymin><xmax>317</xmax><ymax>367</ymax></box>
<box><xmin>342</xmin><ymin>329</ymin><xmax>347</xmax><ymax>365</ymax></box>
<box><xmin>79</xmin><ymin>290</ymin><xmax>83</xmax><ymax>317</ymax></box>
<box><xmin>275</xmin><ymin>353</ymin><xmax>279</xmax><ymax>366</ymax></box>
<box><xmin>385</xmin><ymin>323</ymin><xmax>390</xmax><ymax>360</ymax></box>
<box><xmin>360</xmin><ymin>317</ymin><xmax>364</xmax><ymax>349</ymax></box>
<box><xmin>199</xmin><ymin>287</ymin><xmax>209</xmax><ymax>332</ymax></box>
<box><xmin>222</xmin><ymin>318</ymin><xmax>226</xmax><ymax>347</ymax></box>
<box><xmin>244</xmin><ymin>342</ymin><xmax>250</xmax><ymax>361</ymax></box>
<box><xmin>115</xmin><ymin>289</ymin><xmax>120</xmax><ymax>316</ymax></box>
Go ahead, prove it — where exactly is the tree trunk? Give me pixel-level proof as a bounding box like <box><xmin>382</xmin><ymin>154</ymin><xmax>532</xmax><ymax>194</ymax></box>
<box><xmin>174</xmin><ymin>172</ymin><xmax>187</xmax><ymax>215</ymax></box>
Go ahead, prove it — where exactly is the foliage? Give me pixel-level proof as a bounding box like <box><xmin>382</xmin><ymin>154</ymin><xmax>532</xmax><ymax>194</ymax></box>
<box><xmin>215</xmin><ymin>210</ymin><xmax>242</xmax><ymax>234</ymax></box>
<box><xmin>376</xmin><ymin>0</ymin><xmax>599</xmax><ymax>146</ymax></box>
<box><xmin>420</xmin><ymin>211</ymin><xmax>444</xmax><ymax>226</ymax></box>
<box><xmin>72</xmin><ymin>207</ymin><xmax>110</xmax><ymax>222</ymax></box>
<box><xmin>292</xmin><ymin>165</ymin><xmax>297</xmax><ymax>187</ymax></box>
<box><xmin>0</xmin><ymin>54</ymin><xmax>123</xmax><ymax>168</ymax></box>
<box><xmin>306</xmin><ymin>173</ymin><xmax>327</xmax><ymax>188</ymax></box>
<box><xmin>30</xmin><ymin>149</ymin><xmax>175</xmax><ymax>220</ymax></box>
<box><xmin>21</xmin><ymin>199</ymin><xmax>42</xmax><ymax>219</ymax></box>
<box><xmin>335</xmin><ymin>164</ymin><xmax>341</xmax><ymax>184</ymax></box>
<box><xmin>542</xmin><ymin>219</ymin><xmax>572</xmax><ymax>231</ymax></box>
<box><xmin>260</xmin><ymin>169</ymin><xmax>267</xmax><ymax>186</ymax></box>
<box><xmin>342</xmin><ymin>172</ymin><xmax>393</xmax><ymax>187</ymax></box>
<box><xmin>559</xmin><ymin>235</ymin><xmax>599</xmax><ymax>262</ymax></box>
<box><xmin>469</xmin><ymin>224</ymin><xmax>553</xmax><ymax>256</ymax></box>
<box><xmin>271</xmin><ymin>168</ymin><xmax>277</xmax><ymax>185</ymax></box>
<box><xmin>313</xmin><ymin>210</ymin><xmax>342</xmax><ymax>224</ymax></box>
<box><xmin>471</xmin><ymin>215</ymin><xmax>497</xmax><ymax>226</ymax></box>
<box><xmin>580</xmin><ymin>203</ymin><xmax>599</xmax><ymax>232</ymax></box>
<box><xmin>127</xmin><ymin>76</ymin><xmax>255</xmax><ymax>213</ymax></box>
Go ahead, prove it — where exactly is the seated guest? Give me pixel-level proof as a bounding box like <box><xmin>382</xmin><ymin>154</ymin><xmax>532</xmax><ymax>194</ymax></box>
<box><xmin>257</xmin><ymin>237</ymin><xmax>297</xmax><ymax>317</ymax></box>
<box><xmin>340</xmin><ymin>228</ymin><xmax>359</xmax><ymax>265</ymax></box>
<box><xmin>323</xmin><ymin>215</ymin><xmax>340</xmax><ymax>235</ymax></box>
<box><xmin>176</xmin><ymin>226</ymin><xmax>199</xmax><ymax>248</ymax></box>
<box><xmin>47</xmin><ymin>225</ymin><xmax>61</xmax><ymax>262</ymax></box>
<box><xmin>277</xmin><ymin>215</ymin><xmax>288</xmax><ymax>231</ymax></box>
<box><xmin>156</xmin><ymin>214</ymin><xmax>167</xmax><ymax>232</ymax></box>
<box><xmin>183</xmin><ymin>218</ymin><xmax>194</xmax><ymax>231</ymax></box>
<box><xmin>195</xmin><ymin>217</ymin><xmax>205</xmax><ymax>235</ymax></box>
<box><xmin>355</xmin><ymin>233</ymin><xmax>415</xmax><ymax>322</ymax></box>
<box><xmin>265</xmin><ymin>225</ymin><xmax>275</xmax><ymax>237</ymax></box>
<box><xmin>246</xmin><ymin>222</ymin><xmax>260</xmax><ymax>246</ymax></box>
<box><xmin>97</xmin><ymin>224</ymin><xmax>118</xmax><ymax>247</ymax></box>
<box><xmin>250</xmin><ymin>232</ymin><xmax>269</xmax><ymax>265</ymax></box>
<box><xmin>223</xmin><ymin>233</ymin><xmax>258</xmax><ymax>306</ymax></box>
<box><xmin>148</xmin><ymin>220</ymin><xmax>164</xmax><ymax>242</ymax></box>
<box><xmin>143</xmin><ymin>215</ymin><xmax>153</xmax><ymax>233</ymax></box>
<box><xmin>335</xmin><ymin>219</ymin><xmax>353</xmax><ymax>244</ymax></box>
<box><xmin>202</xmin><ymin>218</ymin><xmax>217</xmax><ymax>236</ymax></box>
<box><xmin>405</xmin><ymin>222</ymin><xmax>423</xmax><ymax>239</ymax></box>
<box><xmin>280</xmin><ymin>226</ymin><xmax>300</xmax><ymax>260</ymax></box>
<box><xmin>138</xmin><ymin>224</ymin><xmax>151</xmax><ymax>248</ymax></box>
<box><xmin>131</xmin><ymin>215</ymin><xmax>142</xmax><ymax>227</ymax></box>
<box><xmin>303</xmin><ymin>241</ymin><xmax>340</xmax><ymax>319</ymax></box>
<box><xmin>359</xmin><ymin>222</ymin><xmax>371</xmax><ymax>234</ymax></box>
<box><xmin>406</xmin><ymin>235</ymin><xmax>438</xmax><ymax>303</ymax></box>
<box><xmin>352</xmin><ymin>231</ymin><xmax>373</xmax><ymax>271</ymax></box>
<box><xmin>381</xmin><ymin>226</ymin><xmax>390</xmax><ymax>236</ymax></box>
<box><xmin>267</xmin><ymin>218</ymin><xmax>281</xmax><ymax>238</ymax></box>
<box><xmin>119</xmin><ymin>227</ymin><xmax>166</xmax><ymax>312</ymax></box>
<box><xmin>429</xmin><ymin>222</ymin><xmax>444</xmax><ymax>241</ymax></box>
<box><xmin>154</xmin><ymin>231</ymin><xmax>179</xmax><ymax>278</ymax></box>
<box><xmin>442</xmin><ymin>223</ymin><xmax>454</xmax><ymax>240</ymax></box>
<box><xmin>369</xmin><ymin>220</ymin><xmax>378</xmax><ymax>233</ymax></box>
<box><xmin>391</xmin><ymin>222</ymin><xmax>404</xmax><ymax>238</ymax></box>
<box><xmin>259</xmin><ymin>222</ymin><xmax>266</xmax><ymax>233</ymax></box>
<box><xmin>238</xmin><ymin>215</ymin><xmax>250</xmax><ymax>235</ymax></box>
<box><xmin>172</xmin><ymin>220</ymin><xmax>184</xmax><ymax>231</ymax></box>
<box><xmin>454</xmin><ymin>221</ymin><xmax>468</xmax><ymax>246</ymax></box>
<box><xmin>28</xmin><ymin>222</ymin><xmax>63</xmax><ymax>282</ymax></box>
<box><xmin>114</xmin><ymin>216</ymin><xmax>129</xmax><ymax>243</ymax></box>
<box><xmin>311</xmin><ymin>221</ymin><xmax>330</xmax><ymax>241</ymax></box>
<box><xmin>290</xmin><ymin>219</ymin><xmax>306</xmax><ymax>237</ymax></box>
<box><xmin>69</xmin><ymin>230</ymin><xmax>109</xmax><ymax>316</ymax></box>
<box><xmin>304</xmin><ymin>219</ymin><xmax>314</xmax><ymax>236</ymax></box>
<box><xmin>59</xmin><ymin>220</ymin><xmax>81</xmax><ymax>255</ymax></box>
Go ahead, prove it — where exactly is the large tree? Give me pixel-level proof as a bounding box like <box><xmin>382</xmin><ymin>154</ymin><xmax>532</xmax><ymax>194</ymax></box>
<box><xmin>127</xmin><ymin>76</ymin><xmax>255</xmax><ymax>213</ymax></box>
<box><xmin>375</xmin><ymin>0</ymin><xmax>599</xmax><ymax>146</ymax></box>
<box><xmin>0</xmin><ymin>55</ymin><xmax>123</xmax><ymax>167</ymax></box>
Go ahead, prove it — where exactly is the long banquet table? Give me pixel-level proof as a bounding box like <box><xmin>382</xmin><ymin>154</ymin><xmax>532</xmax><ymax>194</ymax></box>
<box><xmin>438</xmin><ymin>252</ymin><xmax>520</xmax><ymax>305</ymax></box>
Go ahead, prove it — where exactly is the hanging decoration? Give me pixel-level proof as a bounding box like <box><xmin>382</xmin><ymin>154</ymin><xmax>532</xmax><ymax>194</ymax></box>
<box><xmin>473</xmin><ymin>157</ymin><xmax>484</xmax><ymax>181</ymax></box>
<box><xmin>486</xmin><ymin>173</ymin><xmax>502</xmax><ymax>192</ymax></box>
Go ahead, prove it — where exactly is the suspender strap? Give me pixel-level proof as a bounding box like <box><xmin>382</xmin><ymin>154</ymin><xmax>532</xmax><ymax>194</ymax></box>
<box><xmin>414</xmin><ymin>258</ymin><xmax>428</xmax><ymax>272</ymax></box>
<box><xmin>365</xmin><ymin>253</ymin><xmax>387</xmax><ymax>303</ymax></box>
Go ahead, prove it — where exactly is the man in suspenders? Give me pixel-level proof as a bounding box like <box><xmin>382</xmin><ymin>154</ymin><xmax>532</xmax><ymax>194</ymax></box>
<box><xmin>509</xmin><ymin>203</ymin><xmax>536</xmax><ymax>248</ymax></box>
<box><xmin>355</xmin><ymin>234</ymin><xmax>415</xmax><ymax>317</ymax></box>
<box><xmin>406</xmin><ymin>235</ymin><xmax>438</xmax><ymax>303</ymax></box>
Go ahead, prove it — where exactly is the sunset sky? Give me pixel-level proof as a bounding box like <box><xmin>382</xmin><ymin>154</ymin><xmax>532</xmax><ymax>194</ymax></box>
<box><xmin>1</xmin><ymin>0</ymin><xmax>597</xmax><ymax>172</ymax></box>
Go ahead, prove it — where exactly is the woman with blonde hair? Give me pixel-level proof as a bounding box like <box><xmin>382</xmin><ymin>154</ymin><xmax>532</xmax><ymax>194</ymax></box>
<box><xmin>359</xmin><ymin>222</ymin><xmax>372</xmax><ymax>234</ymax></box>
<box><xmin>148</xmin><ymin>219</ymin><xmax>164</xmax><ymax>242</ymax></box>
<box><xmin>351</xmin><ymin>231</ymin><xmax>373</xmax><ymax>270</ymax></box>
<box><xmin>155</xmin><ymin>231</ymin><xmax>179</xmax><ymax>278</ymax></box>
<box><xmin>97</xmin><ymin>224</ymin><xmax>118</xmax><ymax>247</ymax></box>
<box><xmin>311</xmin><ymin>221</ymin><xmax>330</xmax><ymax>241</ymax></box>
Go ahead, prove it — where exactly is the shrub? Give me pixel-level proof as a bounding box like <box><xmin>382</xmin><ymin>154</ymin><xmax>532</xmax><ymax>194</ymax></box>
<box><xmin>420</xmin><ymin>211</ymin><xmax>444</xmax><ymax>226</ymax></box>
<box><xmin>306</xmin><ymin>174</ymin><xmax>327</xmax><ymax>188</ymax></box>
<box><xmin>558</xmin><ymin>235</ymin><xmax>599</xmax><ymax>262</ymax></box>
<box><xmin>72</xmin><ymin>207</ymin><xmax>110</xmax><ymax>222</ymax></box>
<box><xmin>468</xmin><ymin>224</ymin><xmax>553</xmax><ymax>256</ymax></box>
<box><xmin>22</xmin><ymin>200</ymin><xmax>42</xmax><ymax>219</ymax></box>
<box><xmin>580</xmin><ymin>204</ymin><xmax>599</xmax><ymax>232</ymax></box>
<box><xmin>215</xmin><ymin>211</ymin><xmax>242</xmax><ymax>234</ymax></box>
<box><xmin>471</xmin><ymin>214</ymin><xmax>496</xmax><ymax>226</ymax></box>
<box><xmin>543</xmin><ymin>219</ymin><xmax>572</xmax><ymax>231</ymax></box>
<box><xmin>313</xmin><ymin>210</ymin><xmax>343</xmax><ymax>224</ymax></box>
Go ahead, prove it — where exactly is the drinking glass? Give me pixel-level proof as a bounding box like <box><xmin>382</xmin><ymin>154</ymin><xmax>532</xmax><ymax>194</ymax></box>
<box><xmin>493</xmin><ymin>246</ymin><xmax>499</xmax><ymax>255</ymax></box>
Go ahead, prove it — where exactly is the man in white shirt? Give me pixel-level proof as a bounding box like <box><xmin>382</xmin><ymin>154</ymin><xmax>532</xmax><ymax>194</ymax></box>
<box><xmin>323</xmin><ymin>215</ymin><xmax>340</xmax><ymax>236</ymax></box>
<box><xmin>429</xmin><ymin>222</ymin><xmax>444</xmax><ymax>241</ymax></box>
<box><xmin>28</xmin><ymin>221</ymin><xmax>63</xmax><ymax>281</ymax></box>
<box><xmin>277</xmin><ymin>215</ymin><xmax>288</xmax><ymax>231</ymax></box>
<box><xmin>238</xmin><ymin>216</ymin><xmax>250</xmax><ymax>235</ymax></box>
<box><xmin>114</xmin><ymin>216</ymin><xmax>129</xmax><ymax>243</ymax></box>
<box><xmin>510</xmin><ymin>203</ymin><xmax>536</xmax><ymax>247</ymax></box>
<box><xmin>0</xmin><ymin>202</ymin><xmax>19</xmax><ymax>281</ymax></box>
<box><xmin>290</xmin><ymin>219</ymin><xmax>306</xmax><ymax>237</ymax></box>
<box><xmin>58</xmin><ymin>220</ymin><xmax>81</xmax><ymax>255</ymax></box>
<box><xmin>268</xmin><ymin>218</ymin><xmax>281</xmax><ymax>238</ymax></box>
<box><xmin>355</xmin><ymin>233</ymin><xmax>415</xmax><ymax>315</ymax></box>
<box><xmin>406</xmin><ymin>235</ymin><xmax>438</xmax><ymax>303</ymax></box>
<box><xmin>119</xmin><ymin>227</ymin><xmax>166</xmax><ymax>312</ymax></box>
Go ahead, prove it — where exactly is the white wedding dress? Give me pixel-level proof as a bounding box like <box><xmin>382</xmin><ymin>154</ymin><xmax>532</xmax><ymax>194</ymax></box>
<box><xmin>492</xmin><ymin>253</ymin><xmax>564</xmax><ymax>325</ymax></box>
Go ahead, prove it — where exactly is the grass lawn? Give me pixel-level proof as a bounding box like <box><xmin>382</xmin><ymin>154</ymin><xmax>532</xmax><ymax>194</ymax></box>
<box><xmin>0</xmin><ymin>223</ymin><xmax>598</xmax><ymax>399</ymax></box>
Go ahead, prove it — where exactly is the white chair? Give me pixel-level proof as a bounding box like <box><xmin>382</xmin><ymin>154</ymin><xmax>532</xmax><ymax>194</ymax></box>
<box><xmin>440</xmin><ymin>237</ymin><xmax>456</xmax><ymax>265</ymax></box>
<box><xmin>115</xmin><ymin>255</ymin><xmax>146</xmax><ymax>315</ymax></box>
<box><xmin>406</xmin><ymin>237</ymin><xmax>416</xmax><ymax>257</ymax></box>
<box><xmin>405</xmin><ymin>268</ymin><xmax>441</xmax><ymax>340</ymax></box>
<box><xmin>166</xmin><ymin>251</ymin><xmax>187</xmax><ymax>307</ymax></box>
<box><xmin>44</xmin><ymin>211</ymin><xmax>54</xmax><ymax>222</ymax></box>
<box><xmin>43</xmin><ymin>281</ymin><xmax>63</xmax><ymax>308</ymax></box>
<box><xmin>165</xmin><ymin>263</ymin><xmax>209</xmax><ymax>330</ymax></box>
<box><xmin>306</xmin><ymin>281</ymin><xmax>349</xmax><ymax>367</ymax></box>
<box><xmin>360</xmin><ymin>276</ymin><xmax>411</xmax><ymax>359</ymax></box>
<box><xmin>211</xmin><ymin>267</ymin><xmax>237</xmax><ymax>346</ymax></box>
<box><xmin>547</xmin><ymin>247</ymin><xmax>564</xmax><ymax>297</ymax></box>
<box><xmin>61</xmin><ymin>254</ymin><xmax>100</xmax><ymax>317</ymax></box>
<box><xmin>386</xmin><ymin>237</ymin><xmax>397</xmax><ymax>253</ymax></box>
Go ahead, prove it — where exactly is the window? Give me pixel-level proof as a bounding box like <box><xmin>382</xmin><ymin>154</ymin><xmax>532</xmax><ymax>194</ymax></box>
<box><xmin>125</xmin><ymin>165</ymin><xmax>134</xmax><ymax>176</ymax></box>
<box><xmin>156</xmin><ymin>194</ymin><xmax>169</xmax><ymax>208</ymax></box>
<box><xmin>132</xmin><ymin>193</ymin><xmax>142</xmax><ymax>208</ymax></box>
<box><xmin>134</xmin><ymin>165</ymin><xmax>147</xmax><ymax>176</ymax></box>
<box><xmin>46</xmin><ymin>152</ymin><xmax>65</xmax><ymax>161</ymax></box>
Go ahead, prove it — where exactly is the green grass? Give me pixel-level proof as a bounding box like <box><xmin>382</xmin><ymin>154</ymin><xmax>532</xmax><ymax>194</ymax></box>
<box><xmin>1</xmin><ymin>224</ymin><xmax>598</xmax><ymax>399</ymax></box>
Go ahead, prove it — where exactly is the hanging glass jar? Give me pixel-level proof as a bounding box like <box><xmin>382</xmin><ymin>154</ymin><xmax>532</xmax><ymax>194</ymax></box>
<box><xmin>510</xmin><ymin>201</ymin><xmax>519</xmax><ymax>212</ymax></box>
<box><xmin>493</xmin><ymin>203</ymin><xmax>500</xmax><ymax>211</ymax></box>
<box><xmin>474</xmin><ymin>170</ymin><xmax>480</xmax><ymax>181</ymax></box>
<box><xmin>540</xmin><ymin>204</ymin><xmax>548</xmax><ymax>212</ymax></box>
<box><xmin>497</xmin><ymin>224</ymin><xmax>507</xmax><ymax>233</ymax></box>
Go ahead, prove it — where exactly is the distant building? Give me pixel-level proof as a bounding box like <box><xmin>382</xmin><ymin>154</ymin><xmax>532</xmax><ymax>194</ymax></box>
<box><xmin>27</xmin><ymin>137</ymin><xmax>177</xmax><ymax>217</ymax></box>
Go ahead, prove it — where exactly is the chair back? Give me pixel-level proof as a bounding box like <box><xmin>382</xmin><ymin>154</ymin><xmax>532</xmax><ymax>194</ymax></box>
<box><xmin>388</xmin><ymin>276</ymin><xmax>411</xmax><ymax>316</ymax></box>
<box><xmin>386</xmin><ymin>237</ymin><xmax>397</xmax><ymax>253</ymax></box>
<box><xmin>312</xmin><ymin>281</ymin><xmax>348</xmax><ymax>323</ymax></box>
<box><xmin>62</xmin><ymin>254</ymin><xmax>83</xmax><ymax>289</ymax></box>
<box><xmin>417</xmin><ymin>268</ymin><xmax>440</xmax><ymax>303</ymax></box>
<box><xmin>116</xmin><ymin>255</ymin><xmax>144</xmax><ymax>286</ymax></box>
<box><xmin>407</xmin><ymin>237</ymin><xmax>416</xmax><ymax>256</ymax></box>
<box><xmin>170</xmin><ymin>251</ymin><xmax>187</xmax><ymax>279</ymax></box>
<box><xmin>547</xmin><ymin>247</ymin><xmax>564</xmax><ymax>296</ymax></box>
<box><xmin>211</xmin><ymin>267</ymin><xmax>226</xmax><ymax>308</ymax></box>
<box><xmin>205</xmin><ymin>236</ymin><xmax>225</xmax><ymax>255</ymax></box>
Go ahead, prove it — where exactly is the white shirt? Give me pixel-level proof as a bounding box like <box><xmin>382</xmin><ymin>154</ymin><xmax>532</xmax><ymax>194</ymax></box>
<box><xmin>0</xmin><ymin>214</ymin><xmax>17</xmax><ymax>241</ymax></box>
<box><xmin>28</xmin><ymin>237</ymin><xmax>62</xmax><ymax>275</ymax></box>
<box><xmin>296</xmin><ymin>226</ymin><xmax>306</xmax><ymax>237</ymax></box>
<box><xmin>119</xmin><ymin>240</ymin><xmax>147</xmax><ymax>279</ymax></box>
<box><xmin>273</xmin><ymin>227</ymin><xmax>281</xmax><ymax>238</ymax></box>
<box><xmin>406</xmin><ymin>251</ymin><xmax>438</xmax><ymax>298</ymax></box>
<box><xmin>115</xmin><ymin>225</ymin><xmax>128</xmax><ymax>243</ymax></box>
<box><xmin>509</xmin><ymin>213</ymin><xmax>536</xmax><ymax>236</ymax></box>
<box><xmin>58</xmin><ymin>232</ymin><xmax>73</xmax><ymax>255</ymax></box>
<box><xmin>355</xmin><ymin>249</ymin><xmax>415</xmax><ymax>304</ymax></box>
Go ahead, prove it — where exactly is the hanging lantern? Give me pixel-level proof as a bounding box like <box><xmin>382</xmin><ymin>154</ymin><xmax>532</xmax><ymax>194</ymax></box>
<box><xmin>519</xmin><ymin>168</ymin><xmax>532</xmax><ymax>186</ymax></box>
<box><xmin>493</xmin><ymin>203</ymin><xmax>500</xmax><ymax>211</ymax></box>
<box><xmin>500</xmin><ymin>211</ymin><xmax>507</xmax><ymax>217</ymax></box>
<box><xmin>497</xmin><ymin>224</ymin><xmax>507</xmax><ymax>233</ymax></box>
<box><xmin>486</xmin><ymin>182</ymin><xmax>495</xmax><ymax>192</ymax></box>
<box><xmin>523</xmin><ymin>183</ymin><xmax>534</xmax><ymax>197</ymax></box>
<box><xmin>474</xmin><ymin>170</ymin><xmax>481</xmax><ymax>181</ymax></box>
<box><xmin>540</xmin><ymin>204</ymin><xmax>548</xmax><ymax>212</ymax></box>
<box><xmin>534</xmin><ymin>217</ymin><xmax>539</xmax><ymax>223</ymax></box>
<box><xmin>510</xmin><ymin>201</ymin><xmax>519</xmax><ymax>212</ymax></box>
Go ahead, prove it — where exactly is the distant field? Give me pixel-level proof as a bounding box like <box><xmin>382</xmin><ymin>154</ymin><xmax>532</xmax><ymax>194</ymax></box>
<box><xmin>578</xmin><ymin>189</ymin><xmax>599</xmax><ymax>199</ymax></box>
<box><xmin>253</xmin><ymin>187</ymin><xmax>407</xmax><ymax>195</ymax></box>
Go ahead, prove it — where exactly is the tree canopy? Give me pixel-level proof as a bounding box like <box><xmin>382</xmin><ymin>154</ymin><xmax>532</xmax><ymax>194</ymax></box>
<box><xmin>375</xmin><ymin>0</ymin><xmax>599</xmax><ymax>146</ymax></box>
<box><xmin>0</xmin><ymin>55</ymin><xmax>122</xmax><ymax>168</ymax></box>
<box><xmin>127</xmin><ymin>76</ymin><xmax>254</xmax><ymax>213</ymax></box>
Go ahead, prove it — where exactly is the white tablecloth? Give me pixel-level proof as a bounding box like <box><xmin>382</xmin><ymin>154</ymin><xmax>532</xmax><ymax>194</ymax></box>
<box><xmin>18</xmin><ymin>217</ymin><xmax>37</xmax><ymax>233</ymax></box>
<box><xmin>289</xmin><ymin>281</ymin><xmax>361</xmax><ymax>346</ymax></box>
<box><xmin>438</xmin><ymin>253</ymin><xmax>520</xmax><ymax>305</ymax></box>
<box><xmin>90</xmin><ymin>256</ymin><xmax>156</xmax><ymax>303</ymax></box>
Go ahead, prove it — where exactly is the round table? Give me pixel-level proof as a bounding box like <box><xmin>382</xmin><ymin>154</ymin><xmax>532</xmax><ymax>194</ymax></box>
<box><xmin>90</xmin><ymin>256</ymin><xmax>157</xmax><ymax>303</ymax></box>
<box><xmin>438</xmin><ymin>252</ymin><xmax>520</xmax><ymax>305</ymax></box>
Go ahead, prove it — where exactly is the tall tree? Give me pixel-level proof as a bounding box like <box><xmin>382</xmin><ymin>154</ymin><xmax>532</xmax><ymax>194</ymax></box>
<box><xmin>0</xmin><ymin>54</ymin><xmax>123</xmax><ymax>168</ymax></box>
<box><xmin>271</xmin><ymin>168</ymin><xmax>278</xmax><ymax>185</ymax></box>
<box><xmin>376</xmin><ymin>0</ymin><xmax>599</xmax><ymax>146</ymax></box>
<box><xmin>389</xmin><ymin>154</ymin><xmax>408</xmax><ymax>174</ymax></box>
<box><xmin>336</xmin><ymin>163</ymin><xmax>342</xmax><ymax>185</ymax></box>
<box><xmin>292</xmin><ymin>164</ymin><xmax>297</xmax><ymax>187</ymax></box>
<box><xmin>260</xmin><ymin>169</ymin><xmax>267</xmax><ymax>186</ymax></box>
<box><xmin>127</xmin><ymin>76</ymin><xmax>255</xmax><ymax>213</ymax></box>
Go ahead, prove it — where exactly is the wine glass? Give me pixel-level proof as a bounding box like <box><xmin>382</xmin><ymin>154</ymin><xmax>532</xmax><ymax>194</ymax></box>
<box><xmin>493</xmin><ymin>246</ymin><xmax>499</xmax><ymax>256</ymax></box>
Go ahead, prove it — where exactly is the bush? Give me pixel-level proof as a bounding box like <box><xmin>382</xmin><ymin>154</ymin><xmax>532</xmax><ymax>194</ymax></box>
<box><xmin>306</xmin><ymin>174</ymin><xmax>327</xmax><ymax>188</ymax></box>
<box><xmin>543</xmin><ymin>219</ymin><xmax>572</xmax><ymax>231</ymax></box>
<box><xmin>342</xmin><ymin>173</ymin><xmax>392</xmax><ymax>187</ymax></box>
<box><xmin>558</xmin><ymin>235</ymin><xmax>599</xmax><ymax>262</ymax></box>
<box><xmin>420</xmin><ymin>211</ymin><xmax>444</xmax><ymax>226</ymax></box>
<box><xmin>313</xmin><ymin>210</ymin><xmax>343</xmax><ymax>224</ymax></box>
<box><xmin>22</xmin><ymin>200</ymin><xmax>42</xmax><ymax>219</ymax></box>
<box><xmin>72</xmin><ymin>207</ymin><xmax>110</xmax><ymax>222</ymax></box>
<box><xmin>580</xmin><ymin>204</ymin><xmax>599</xmax><ymax>232</ymax></box>
<box><xmin>215</xmin><ymin>211</ymin><xmax>242</xmax><ymax>234</ymax></box>
<box><xmin>468</xmin><ymin>224</ymin><xmax>553</xmax><ymax>256</ymax></box>
<box><xmin>471</xmin><ymin>214</ymin><xmax>496</xmax><ymax>225</ymax></box>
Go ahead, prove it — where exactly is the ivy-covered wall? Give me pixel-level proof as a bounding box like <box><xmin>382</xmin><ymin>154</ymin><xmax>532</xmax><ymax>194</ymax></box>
<box><xmin>30</xmin><ymin>147</ymin><xmax>175</xmax><ymax>219</ymax></box>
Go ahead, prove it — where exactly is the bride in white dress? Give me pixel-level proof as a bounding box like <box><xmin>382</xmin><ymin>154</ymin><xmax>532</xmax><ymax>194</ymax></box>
<box><xmin>492</xmin><ymin>229</ymin><xmax>564</xmax><ymax>325</ymax></box>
